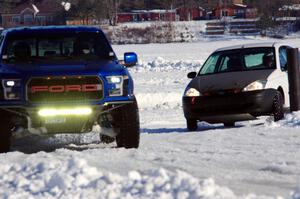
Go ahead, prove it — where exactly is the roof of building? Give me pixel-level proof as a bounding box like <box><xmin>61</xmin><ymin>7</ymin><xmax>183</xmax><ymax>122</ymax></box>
<box><xmin>4</xmin><ymin>0</ymin><xmax>63</xmax><ymax>15</ymax></box>
<box><xmin>130</xmin><ymin>9</ymin><xmax>177</xmax><ymax>14</ymax></box>
<box><xmin>216</xmin><ymin>3</ymin><xmax>255</xmax><ymax>10</ymax></box>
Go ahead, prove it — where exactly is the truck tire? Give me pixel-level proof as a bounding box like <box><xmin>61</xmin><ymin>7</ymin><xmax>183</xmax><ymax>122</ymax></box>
<box><xmin>100</xmin><ymin>134</ymin><xmax>115</xmax><ymax>144</ymax></box>
<box><xmin>115</xmin><ymin>99</ymin><xmax>140</xmax><ymax>148</ymax></box>
<box><xmin>273</xmin><ymin>91</ymin><xmax>284</xmax><ymax>122</ymax></box>
<box><xmin>224</xmin><ymin>122</ymin><xmax>235</xmax><ymax>127</ymax></box>
<box><xmin>186</xmin><ymin>119</ymin><xmax>197</xmax><ymax>131</ymax></box>
<box><xmin>0</xmin><ymin>123</ymin><xmax>11</xmax><ymax>153</ymax></box>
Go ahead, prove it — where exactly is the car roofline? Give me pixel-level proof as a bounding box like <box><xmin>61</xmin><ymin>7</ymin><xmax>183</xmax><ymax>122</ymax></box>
<box><xmin>214</xmin><ymin>42</ymin><xmax>279</xmax><ymax>53</ymax></box>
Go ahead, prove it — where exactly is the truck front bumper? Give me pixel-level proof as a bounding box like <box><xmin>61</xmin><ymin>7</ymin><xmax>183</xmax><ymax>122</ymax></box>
<box><xmin>0</xmin><ymin>100</ymin><xmax>135</xmax><ymax>135</ymax></box>
<box><xmin>182</xmin><ymin>89</ymin><xmax>277</xmax><ymax>123</ymax></box>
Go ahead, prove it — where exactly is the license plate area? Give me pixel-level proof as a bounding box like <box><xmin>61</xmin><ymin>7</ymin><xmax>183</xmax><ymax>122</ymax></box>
<box><xmin>45</xmin><ymin>117</ymin><xmax>67</xmax><ymax>124</ymax></box>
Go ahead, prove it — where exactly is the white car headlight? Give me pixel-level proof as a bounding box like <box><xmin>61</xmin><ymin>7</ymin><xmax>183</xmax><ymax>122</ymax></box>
<box><xmin>243</xmin><ymin>80</ymin><xmax>267</xmax><ymax>92</ymax></box>
<box><xmin>185</xmin><ymin>88</ymin><xmax>201</xmax><ymax>97</ymax></box>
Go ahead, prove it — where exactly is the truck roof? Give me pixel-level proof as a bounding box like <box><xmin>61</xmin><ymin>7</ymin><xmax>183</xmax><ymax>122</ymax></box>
<box><xmin>214</xmin><ymin>42</ymin><xmax>282</xmax><ymax>52</ymax></box>
<box><xmin>2</xmin><ymin>26</ymin><xmax>103</xmax><ymax>35</ymax></box>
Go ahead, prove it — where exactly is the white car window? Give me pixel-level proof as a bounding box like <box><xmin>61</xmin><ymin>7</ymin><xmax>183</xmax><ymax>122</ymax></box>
<box><xmin>279</xmin><ymin>47</ymin><xmax>288</xmax><ymax>71</ymax></box>
<box><xmin>245</xmin><ymin>53</ymin><xmax>264</xmax><ymax>67</ymax></box>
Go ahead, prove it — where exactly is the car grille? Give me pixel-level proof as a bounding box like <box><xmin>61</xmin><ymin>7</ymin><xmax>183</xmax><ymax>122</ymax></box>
<box><xmin>27</xmin><ymin>76</ymin><xmax>103</xmax><ymax>102</ymax></box>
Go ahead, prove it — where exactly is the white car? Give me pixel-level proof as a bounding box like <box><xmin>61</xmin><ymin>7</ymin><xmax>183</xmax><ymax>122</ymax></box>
<box><xmin>183</xmin><ymin>42</ymin><xmax>292</xmax><ymax>131</ymax></box>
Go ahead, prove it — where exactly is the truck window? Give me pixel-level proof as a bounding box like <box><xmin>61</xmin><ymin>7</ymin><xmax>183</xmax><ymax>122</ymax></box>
<box><xmin>2</xmin><ymin>32</ymin><xmax>114</xmax><ymax>64</ymax></box>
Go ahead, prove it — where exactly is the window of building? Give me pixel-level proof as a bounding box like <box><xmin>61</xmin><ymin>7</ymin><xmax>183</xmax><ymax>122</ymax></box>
<box><xmin>24</xmin><ymin>14</ymin><xmax>33</xmax><ymax>22</ymax></box>
<box><xmin>47</xmin><ymin>16</ymin><xmax>54</xmax><ymax>22</ymax></box>
<box><xmin>12</xmin><ymin>16</ymin><xmax>21</xmax><ymax>23</ymax></box>
<box><xmin>36</xmin><ymin>16</ymin><xmax>46</xmax><ymax>23</ymax></box>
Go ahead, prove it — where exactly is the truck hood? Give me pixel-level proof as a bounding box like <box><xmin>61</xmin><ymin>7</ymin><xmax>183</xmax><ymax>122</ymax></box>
<box><xmin>0</xmin><ymin>60</ymin><xmax>126</xmax><ymax>76</ymax></box>
<box><xmin>189</xmin><ymin>70</ymin><xmax>274</xmax><ymax>92</ymax></box>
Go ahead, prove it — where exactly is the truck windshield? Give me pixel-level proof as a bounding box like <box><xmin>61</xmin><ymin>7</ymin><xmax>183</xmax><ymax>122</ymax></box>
<box><xmin>2</xmin><ymin>32</ymin><xmax>114</xmax><ymax>64</ymax></box>
<box><xmin>199</xmin><ymin>47</ymin><xmax>276</xmax><ymax>75</ymax></box>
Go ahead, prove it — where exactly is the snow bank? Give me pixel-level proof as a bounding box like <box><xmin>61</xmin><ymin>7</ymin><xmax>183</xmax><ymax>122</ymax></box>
<box><xmin>0</xmin><ymin>155</ymin><xmax>272</xmax><ymax>199</ymax></box>
<box><xmin>107</xmin><ymin>21</ymin><xmax>207</xmax><ymax>44</ymax></box>
<box><xmin>132</xmin><ymin>57</ymin><xmax>202</xmax><ymax>72</ymax></box>
<box><xmin>129</xmin><ymin>57</ymin><xmax>200</xmax><ymax>110</ymax></box>
<box><xmin>136</xmin><ymin>92</ymin><xmax>182</xmax><ymax>110</ymax></box>
<box><xmin>266</xmin><ymin>111</ymin><xmax>300</xmax><ymax>128</ymax></box>
<box><xmin>292</xmin><ymin>187</ymin><xmax>300</xmax><ymax>199</ymax></box>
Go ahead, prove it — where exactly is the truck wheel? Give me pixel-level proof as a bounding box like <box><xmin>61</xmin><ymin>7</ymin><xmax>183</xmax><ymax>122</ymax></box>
<box><xmin>224</xmin><ymin>122</ymin><xmax>235</xmax><ymax>127</ymax></box>
<box><xmin>115</xmin><ymin>99</ymin><xmax>140</xmax><ymax>148</ymax></box>
<box><xmin>273</xmin><ymin>91</ymin><xmax>284</xmax><ymax>122</ymax></box>
<box><xmin>0</xmin><ymin>123</ymin><xmax>11</xmax><ymax>153</ymax></box>
<box><xmin>186</xmin><ymin>119</ymin><xmax>197</xmax><ymax>131</ymax></box>
<box><xmin>100</xmin><ymin>134</ymin><xmax>115</xmax><ymax>144</ymax></box>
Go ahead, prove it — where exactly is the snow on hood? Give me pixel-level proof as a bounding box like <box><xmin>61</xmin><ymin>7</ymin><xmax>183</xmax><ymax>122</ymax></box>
<box><xmin>0</xmin><ymin>155</ymin><xmax>281</xmax><ymax>199</ymax></box>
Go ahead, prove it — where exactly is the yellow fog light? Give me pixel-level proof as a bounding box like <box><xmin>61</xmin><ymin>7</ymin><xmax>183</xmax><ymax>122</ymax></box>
<box><xmin>38</xmin><ymin>107</ymin><xmax>92</xmax><ymax>117</ymax></box>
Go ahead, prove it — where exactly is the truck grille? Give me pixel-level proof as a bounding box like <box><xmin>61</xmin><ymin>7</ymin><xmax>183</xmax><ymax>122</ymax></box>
<box><xmin>27</xmin><ymin>76</ymin><xmax>103</xmax><ymax>102</ymax></box>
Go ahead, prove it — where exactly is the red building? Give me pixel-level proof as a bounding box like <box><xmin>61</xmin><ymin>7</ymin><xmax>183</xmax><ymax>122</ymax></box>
<box><xmin>176</xmin><ymin>7</ymin><xmax>205</xmax><ymax>21</ymax></box>
<box><xmin>213</xmin><ymin>3</ymin><xmax>257</xmax><ymax>19</ymax></box>
<box><xmin>117</xmin><ymin>9</ymin><xmax>177</xmax><ymax>23</ymax></box>
<box><xmin>1</xmin><ymin>0</ymin><xmax>65</xmax><ymax>28</ymax></box>
<box><xmin>117</xmin><ymin>7</ymin><xmax>205</xmax><ymax>23</ymax></box>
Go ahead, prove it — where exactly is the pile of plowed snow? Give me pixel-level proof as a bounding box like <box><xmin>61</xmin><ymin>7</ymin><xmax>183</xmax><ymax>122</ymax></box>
<box><xmin>265</xmin><ymin>111</ymin><xmax>300</xmax><ymax>128</ymax></box>
<box><xmin>135</xmin><ymin>92</ymin><xmax>182</xmax><ymax>110</ymax></box>
<box><xmin>292</xmin><ymin>187</ymin><xmax>300</xmax><ymax>199</ymax></box>
<box><xmin>132</xmin><ymin>57</ymin><xmax>202</xmax><ymax>72</ymax></box>
<box><xmin>0</xmin><ymin>155</ymin><xmax>280</xmax><ymax>199</ymax></box>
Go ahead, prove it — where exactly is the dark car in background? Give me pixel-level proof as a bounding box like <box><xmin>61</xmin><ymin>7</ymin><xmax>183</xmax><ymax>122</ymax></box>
<box><xmin>183</xmin><ymin>43</ymin><xmax>291</xmax><ymax>131</ymax></box>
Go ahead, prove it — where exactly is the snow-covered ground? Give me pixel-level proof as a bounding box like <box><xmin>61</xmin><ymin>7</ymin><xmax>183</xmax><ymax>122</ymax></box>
<box><xmin>2</xmin><ymin>37</ymin><xmax>300</xmax><ymax>198</ymax></box>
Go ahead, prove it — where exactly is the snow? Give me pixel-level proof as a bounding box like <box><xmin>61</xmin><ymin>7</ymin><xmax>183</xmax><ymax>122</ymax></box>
<box><xmin>279</xmin><ymin>4</ymin><xmax>300</xmax><ymax>11</ymax></box>
<box><xmin>108</xmin><ymin>21</ymin><xmax>208</xmax><ymax>43</ymax></box>
<box><xmin>61</xmin><ymin>1</ymin><xmax>71</xmax><ymax>11</ymax></box>
<box><xmin>1</xmin><ymin>154</ymin><xmax>273</xmax><ymax>199</ymax></box>
<box><xmin>2</xmin><ymin>37</ymin><xmax>300</xmax><ymax>198</ymax></box>
<box><xmin>32</xmin><ymin>4</ymin><xmax>40</xmax><ymax>15</ymax></box>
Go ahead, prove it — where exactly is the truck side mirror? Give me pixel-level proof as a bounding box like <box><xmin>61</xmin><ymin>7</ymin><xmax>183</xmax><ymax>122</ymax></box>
<box><xmin>123</xmin><ymin>52</ymin><xmax>138</xmax><ymax>67</ymax></box>
<box><xmin>187</xmin><ymin>72</ymin><xmax>197</xmax><ymax>79</ymax></box>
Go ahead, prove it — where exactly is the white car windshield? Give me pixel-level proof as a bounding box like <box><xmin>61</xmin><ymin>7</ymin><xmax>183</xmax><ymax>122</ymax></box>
<box><xmin>199</xmin><ymin>47</ymin><xmax>276</xmax><ymax>75</ymax></box>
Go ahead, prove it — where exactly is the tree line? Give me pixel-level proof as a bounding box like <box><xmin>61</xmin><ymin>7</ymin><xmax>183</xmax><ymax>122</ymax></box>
<box><xmin>68</xmin><ymin>0</ymin><xmax>300</xmax><ymax>25</ymax></box>
<box><xmin>1</xmin><ymin>0</ymin><xmax>300</xmax><ymax>25</ymax></box>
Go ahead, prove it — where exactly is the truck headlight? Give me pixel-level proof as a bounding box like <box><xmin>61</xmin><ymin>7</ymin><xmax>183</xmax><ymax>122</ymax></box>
<box><xmin>184</xmin><ymin>88</ymin><xmax>201</xmax><ymax>97</ymax></box>
<box><xmin>106</xmin><ymin>76</ymin><xmax>124</xmax><ymax>96</ymax></box>
<box><xmin>38</xmin><ymin>107</ymin><xmax>92</xmax><ymax>117</ymax></box>
<box><xmin>2</xmin><ymin>79</ymin><xmax>21</xmax><ymax>100</ymax></box>
<box><xmin>107</xmin><ymin>76</ymin><xmax>122</xmax><ymax>84</ymax></box>
<box><xmin>243</xmin><ymin>80</ymin><xmax>267</xmax><ymax>92</ymax></box>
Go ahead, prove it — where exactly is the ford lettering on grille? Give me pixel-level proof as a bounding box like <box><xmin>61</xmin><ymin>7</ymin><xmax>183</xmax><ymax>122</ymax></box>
<box><xmin>31</xmin><ymin>84</ymin><xmax>102</xmax><ymax>93</ymax></box>
<box><xmin>27</xmin><ymin>76</ymin><xmax>103</xmax><ymax>102</ymax></box>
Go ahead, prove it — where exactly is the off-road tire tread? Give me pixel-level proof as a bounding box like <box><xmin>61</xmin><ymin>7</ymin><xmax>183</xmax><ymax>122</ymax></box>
<box><xmin>273</xmin><ymin>91</ymin><xmax>284</xmax><ymax>122</ymax></box>
<box><xmin>116</xmin><ymin>99</ymin><xmax>140</xmax><ymax>148</ymax></box>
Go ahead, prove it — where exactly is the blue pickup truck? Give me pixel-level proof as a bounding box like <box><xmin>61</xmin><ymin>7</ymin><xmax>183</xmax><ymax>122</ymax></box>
<box><xmin>0</xmin><ymin>26</ymin><xmax>140</xmax><ymax>152</ymax></box>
